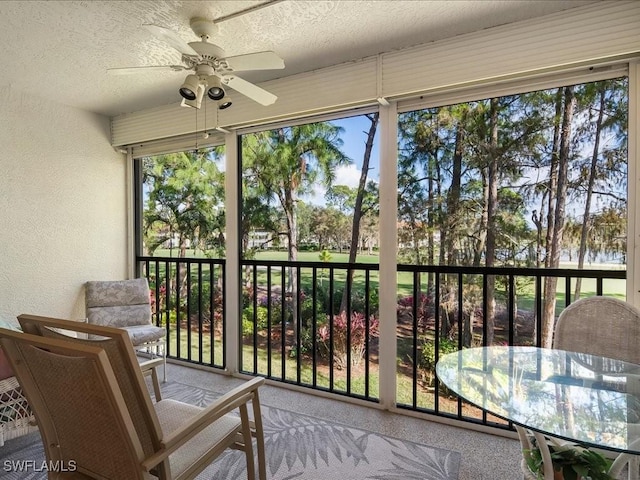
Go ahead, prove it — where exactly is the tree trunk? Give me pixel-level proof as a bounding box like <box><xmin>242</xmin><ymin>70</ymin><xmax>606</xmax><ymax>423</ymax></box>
<box><xmin>340</xmin><ymin>113</ymin><xmax>378</xmax><ymax>313</ymax></box>
<box><xmin>285</xmin><ymin>188</ymin><xmax>299</xmax><ymax>340</ymax></box>
<box><xmin>485</xmin><ymin>98</ymin><xmax>499</xmax><ymax>346</ymax></box>
<box><xmin>574</xmin><ymin>85</ymin><xmax>605</xmax><ymax>300</ymax></box>
<box><xmin>473</xmin><ymin>170</ymin><xmax>489</xmax><ymax>267</ymax></box>
<box><xmin>444</xmin><ymin>118</ymin><xmax>464</xmax><ymax>265</ymax></box>
<box><xmin>542</xmin><ymin>87</ymin><xmax>575</xmax><ymax>347</ymax></box>
<box><xmin>540</xmin><ymin>89</ymin><xmax>563</xmax><ymax>346</ymax></box>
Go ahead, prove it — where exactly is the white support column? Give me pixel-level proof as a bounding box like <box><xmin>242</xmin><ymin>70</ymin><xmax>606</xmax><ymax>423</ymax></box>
<box><xmin>125</xmin><ymin>146</ymin><xmax>135</xmax><ymax>279</ymax></box>
<box><xmin>225</xmin><ymin>131</ymin><xmax>240</xmax><ymax>374</ymax></box>
<box><xmin>378</xmin><ymin>101</ymin><xmax>398</xmax><ymax>410</ymax></box>
<box><xmin>628</xmin><ymin>61</ymin><xmax>640</xmax><ymax>307</ymax></box>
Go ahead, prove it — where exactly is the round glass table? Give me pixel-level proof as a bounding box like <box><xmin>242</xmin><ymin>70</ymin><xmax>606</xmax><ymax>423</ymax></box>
<box><xmin>436</xmin><ymin>346</ymin><xmax>640</xmax><ymax>479</ymax></box>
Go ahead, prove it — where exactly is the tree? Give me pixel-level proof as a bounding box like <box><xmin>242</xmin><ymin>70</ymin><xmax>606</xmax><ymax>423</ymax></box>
<box><xmin>339</xmin><ymin>112</ymin><xmax>379</xmax><ymax>313</ymax></box>
<box><xmin>143</xmin><ymin>148</ymin><xmax>225</xmax><ymax>258</ymax></box>
<box><xmin>142</xmin><ymin>148</ymin><xmax>225</xmax><ymax>300</ymax></box>
<box><xmin>572</xmin><ymin>79</ymin><xmax>628</xmax><ymax>298</ymax></box>
<box><xmin>541</xmin><ymin>86</ymin><xmax>576</xmax><ymax>347</ymax></box>
<box><xmin>242</xmin><ymin>122</ymin><xmax>350</xmax><ymax>336</ymax></box>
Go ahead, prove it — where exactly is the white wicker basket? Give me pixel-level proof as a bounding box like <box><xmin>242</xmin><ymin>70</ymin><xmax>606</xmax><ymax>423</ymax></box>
<box><xmin>0</xmin><ymin>376</ymin><xmax>37</xmax><ymax>446</ymax></box>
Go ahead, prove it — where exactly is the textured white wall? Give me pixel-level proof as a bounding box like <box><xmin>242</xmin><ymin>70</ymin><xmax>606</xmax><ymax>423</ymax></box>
<box><xmin>0</xmin><ymin>86</ymin><xmax>127</xmax><ymax>324</ymax></box>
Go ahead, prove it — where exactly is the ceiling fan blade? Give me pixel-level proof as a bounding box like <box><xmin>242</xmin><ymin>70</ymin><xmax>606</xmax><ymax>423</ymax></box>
<box><xmin>107</xmin><ymin>65</ymin><xmax>186</xmax><ymax>75</ymax></box>
<box><xmin>221</xmin><ymin>51</ymin><xmax>285</xmax><ymax>72</ymax></box>
<box><xmin>143</xmin><ymin>24</ymin><xmax>200</xmax><ymax>57</ymax></box>
<box><xmin>221</xmin><ymin>75</ymin><xmax>277</xmax><ymax>106</ymax></box>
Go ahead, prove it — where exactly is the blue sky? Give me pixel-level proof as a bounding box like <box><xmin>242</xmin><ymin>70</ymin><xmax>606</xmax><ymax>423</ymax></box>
<box><xmin>305</xmin><ymin>114</ymin><xmax>380</xmax><ymax>205</ymax></box>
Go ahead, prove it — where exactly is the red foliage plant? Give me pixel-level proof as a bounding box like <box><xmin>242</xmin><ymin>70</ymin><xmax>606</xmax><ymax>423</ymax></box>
<box><xmin>318</xmin><ymin>311</ymin><xmax>379</xmax><ymax>369</ymax></box>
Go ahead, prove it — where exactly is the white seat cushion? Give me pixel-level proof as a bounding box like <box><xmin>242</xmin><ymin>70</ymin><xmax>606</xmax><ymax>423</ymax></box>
<box><xmin>123</xmin><ymin>325</ymin><xmax>165</xmax><ymax>345</ymax></box>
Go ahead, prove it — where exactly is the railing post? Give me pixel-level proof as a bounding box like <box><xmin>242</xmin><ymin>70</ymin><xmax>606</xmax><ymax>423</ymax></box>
<box><xmin>378</xmin><ymin>101</ymin><xmax>398</xmax><ymax>410</ymax></box>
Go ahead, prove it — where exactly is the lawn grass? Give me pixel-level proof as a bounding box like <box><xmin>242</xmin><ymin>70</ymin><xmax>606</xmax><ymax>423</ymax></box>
<box><xmin>152</xmin><ymin>248</ymin><xmax>627</xmax><ymax>312</ymax></box>
<box><xmin>167</xmin><ymin>328</ymin><xmax>463</xmax><ymax>414</ymax></box>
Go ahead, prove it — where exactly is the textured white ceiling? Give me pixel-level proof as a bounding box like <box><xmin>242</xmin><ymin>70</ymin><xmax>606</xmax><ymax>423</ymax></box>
<box><xmin>0</xmin><ymin>0</ymin><xmax>597</xmax><ymax>117</ymax></box>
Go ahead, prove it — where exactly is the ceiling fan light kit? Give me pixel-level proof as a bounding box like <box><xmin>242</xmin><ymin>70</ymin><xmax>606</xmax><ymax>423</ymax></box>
<box><xmin>109</xmin><ymin>15</ymin><xmax>285</xmax><ymax>110</ymax></box>
<box><xmin>206</xmin><ymin>76</ymin><xmax>226</xmax><ymax>101</ymax></box>
<box><xmin>179</xmin><ymin>74</ymin><xmax>200</xmax><ymax>101</ymax></box>
<box><xmin>219</xmin><ymin>99</ymin><xmax>232</xmax><ymax>110</ymax></box>
<box><xmin>180</xmin><ymin>82</ymin><xmax>205</xmax><ymax>109</ymax></box>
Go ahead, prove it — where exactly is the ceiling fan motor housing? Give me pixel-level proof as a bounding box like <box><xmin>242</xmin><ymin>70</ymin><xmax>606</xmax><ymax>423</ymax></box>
<box><xmin>190</xmin><ymin>17</ymin><xmax>218</xmax><ymax>40</ymax></box>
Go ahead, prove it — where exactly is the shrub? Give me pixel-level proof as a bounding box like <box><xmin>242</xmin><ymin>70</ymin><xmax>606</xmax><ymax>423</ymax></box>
<box><xmin>312</xmin><ymin>284</ymin><xmax>380</xmax><ymax>319</ymax></box>
<box><xmin>242</xmin><ymin>305</ymin><xmax>269</xmax><ymax>334</ymax></box>
<box><xmin>289</xmin><ymin>326</ymin><xmax>316</xmax><ymax>358</ymax></box>
<box><xmin>418</xmin><ymin>337</ymin><xmax>458</xmax><ymax>392</ymax></box>
<box><xmin>300</xmin><ymin>295</ymin><xmax>328</xmax><ymax>327</ymax></box>
<box><xmin>318</xmin><ymin>311</ymin><xmax>379</xmax><ymax>369</ymax></box>
<box><xmin>256</xmin><ymin>293</ymin><xmax>288</xmax><ymax>325</ymax></box>
<box><xmin>397</xmin><ymin>292</ymin><xmax>434</xmax><ymax>328</ymax></box>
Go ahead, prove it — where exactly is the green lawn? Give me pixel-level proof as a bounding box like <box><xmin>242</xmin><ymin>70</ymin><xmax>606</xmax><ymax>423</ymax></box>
<box><xmin>254</xmin><ymin>250</ymin><xmax>381</xmax><ymax>264</ymax></box>
<box><xmin>151</xmin><ymin>248</ymin><xmax>627</xmax><ymax>322</ymax></box>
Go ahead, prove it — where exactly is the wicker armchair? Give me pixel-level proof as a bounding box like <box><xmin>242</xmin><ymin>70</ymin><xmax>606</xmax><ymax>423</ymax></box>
<box><xmin>3</xmin><ymin>316</ymin><xmax>266</xmax><ymax>480</ymax></box>
<box><xmin>0</xmin><ymin>376</ymin><xmax>37</xmax><ymax>446</ymax></box>
<box><xmin>520</xmin><ymin>296</ymin><xmax>640</xmax><ymax>480</ymax></box>
<box><xmin>553</xmin><ymin>296</ymin><xmax>640</xmax><ymax>365</ymax></box>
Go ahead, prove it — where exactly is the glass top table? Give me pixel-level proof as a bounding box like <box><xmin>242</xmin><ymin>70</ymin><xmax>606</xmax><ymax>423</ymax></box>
<box><xmin>436</xmin><ymin>346</ymin><xmax>640</xmax><ymax>454</ymax></box>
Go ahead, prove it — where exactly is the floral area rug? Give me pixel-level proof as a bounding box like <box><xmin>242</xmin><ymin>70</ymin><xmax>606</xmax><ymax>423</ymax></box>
<box><xmin>0</xmin><ymin>381</ymin><xmax>460</xmax><ymax>480</ymax></box>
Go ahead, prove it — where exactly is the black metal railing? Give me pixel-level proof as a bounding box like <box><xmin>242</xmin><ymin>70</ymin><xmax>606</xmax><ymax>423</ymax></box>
<box><xmin>394</xmin><ymin>264</ymin><xmax>626</xmax><ymax>430</ymax></box>
<box><xmin>138</xmin><ymin>256</ymin><xmax>226</xmax><ymax>369</ymax></box>
<box><xmin>240</xmin><ymin>259</ymin><xmax>380</xmax><ymax>403</ymax></box>
<box><xmin>137</xmin><ymin>255</ymin><xmax>626</xmax><ymax>429</ymax></box>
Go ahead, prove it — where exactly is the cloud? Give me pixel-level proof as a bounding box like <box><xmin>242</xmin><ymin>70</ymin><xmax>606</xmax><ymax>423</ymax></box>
<box><xmin>333</xmin><ymin>164</ymin><xmax>362</xmax><ymax>188</ymax></box>
<box><xmin>302</xmin><ymin>165</ymin><xmax>361</xmax><ymax>205</ymax></box>
<box><xmin>302</xmin><ymin>164</ymin><xmax>379</xmax><ymax>206</ymax></box>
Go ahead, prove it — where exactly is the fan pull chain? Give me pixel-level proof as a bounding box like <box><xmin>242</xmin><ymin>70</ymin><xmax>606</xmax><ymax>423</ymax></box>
<box><xmin>194</xmin><ymin>105</ymin><xmax>198</xmax><ymax>152</ymax></box>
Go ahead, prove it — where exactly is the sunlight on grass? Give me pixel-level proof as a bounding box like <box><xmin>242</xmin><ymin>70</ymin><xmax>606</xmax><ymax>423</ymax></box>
<box><xmin>166</xmin><ymin>327</ymin><xmax>224</xmax><ymax>366</ymax></box>
<box><xmin>240</xmin><ymin>342</ymin><xmax>380</xmax><ymax>399</ymax></box>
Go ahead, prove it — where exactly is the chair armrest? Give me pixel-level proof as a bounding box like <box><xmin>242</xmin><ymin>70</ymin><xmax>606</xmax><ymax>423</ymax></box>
<box><xmin>140</xmin><ymin>358</ymin><xmax>163</xmax><ymax>401</ymax></box>
<box><xmin>141</xmin><ymin>376</ymin><xmax>265</xmax><ymax>471</ymax></box>
<box><xmin>140</xmin><ymin>358</ymin><xmax>163</xmax><ymax>370</ymax></box>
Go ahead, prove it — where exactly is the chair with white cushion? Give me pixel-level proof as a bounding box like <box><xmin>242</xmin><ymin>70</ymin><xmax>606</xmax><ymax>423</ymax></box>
<box><xmin>86</xmin><ymin>278</ymin><xmax>167</xmax><ymax>382</ymax></box>
<box><xmin>0</xmin><ymin>319</ymin><xmax>266</xmax><ymax>480</ymax></box>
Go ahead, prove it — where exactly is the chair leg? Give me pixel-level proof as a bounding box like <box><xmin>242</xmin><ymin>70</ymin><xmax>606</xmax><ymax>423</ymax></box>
<box><xmin>150</xmin><ymin>366</ymin><xmax>162</xmax><ymax>401</ymax></box>
<box><xmin>239</xmin><ymin>404</ymin><xmax>256</xmax><ymax>480</ymax></box>
<box><xmin>162</xmin><ymin>344</ymin><xmax>167</xmax><ymax>383</ymax></box>
<box><xmin>251</xmin><ymin>393</ymin><xmax>267</xmax><ymax>480</ymax></box>
<box><xmin>629</xmin><ymin>455</ymin><xmax>639</xmax><ymax>480</ymax></box>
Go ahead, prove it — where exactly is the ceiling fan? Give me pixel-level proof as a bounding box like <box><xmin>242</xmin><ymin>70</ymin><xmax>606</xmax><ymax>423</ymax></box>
<box><xmin>108</xmin><ymin>17</ymin><xmax>285</xmax><ymax>109</ymax></box>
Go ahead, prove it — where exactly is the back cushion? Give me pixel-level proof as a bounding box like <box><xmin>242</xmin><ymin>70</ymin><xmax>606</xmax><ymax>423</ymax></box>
<box><xmin>86</xmin><ymin>279</ymin><xmax>151</xmax><ymax>328</ymax></box>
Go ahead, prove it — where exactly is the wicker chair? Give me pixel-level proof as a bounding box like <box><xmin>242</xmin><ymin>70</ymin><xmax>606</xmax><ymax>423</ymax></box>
<box><xmin>85</xmin><ymin>278</ymin><xmax>167</xmax><ymax>382</ymax></box>
<box><xmin>520</xmin><ymin>296</ymin><xmax>640</xmax><ymax>480</ymax></box>
<box><xmin>0</xmin><ymin>375</ymin><xmax>37</xmax><ymax>446</ymax></box>
<box><xmin>3</xmin><ymin>317</ymin><xmax>266</xmax><ymax>480</ymax></box>
<box><xmin>553</xmin><ymin>296</ymin><xmax>640</xmax><ymax>365</ymax></box>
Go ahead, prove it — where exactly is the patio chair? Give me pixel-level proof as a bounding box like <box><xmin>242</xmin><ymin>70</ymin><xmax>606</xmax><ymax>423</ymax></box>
<box><xmin>520</xmin><ymin>296</ymin><xmax>640</xmax><ymax>480</ymax></box>
<box><xmin>18</xmin><ymin>313</ymin><xmax>164</xmax><ymax>402</ymax></box>
<box><xmin>85</xmin><ymin>278</ymin><xmax>167</xmax><ymax>382</ymax></box>
<box><xmin>1</xmin><ymin>319</ymin><xmax>267</xmax><ymax>480</ymax></box>
<box><xmin>553</xmin><ymin>295</ymin><xmax>640</xmax><ymax>365</ymax></box>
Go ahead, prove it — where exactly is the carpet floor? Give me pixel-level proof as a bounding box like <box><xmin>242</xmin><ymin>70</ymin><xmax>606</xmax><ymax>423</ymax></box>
<box><xmin>0</xmin><ymin>381</ymin><xmax>460</xmax><ymax>480</ymax></box>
